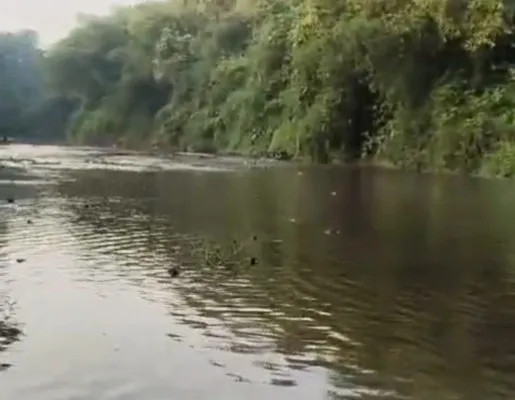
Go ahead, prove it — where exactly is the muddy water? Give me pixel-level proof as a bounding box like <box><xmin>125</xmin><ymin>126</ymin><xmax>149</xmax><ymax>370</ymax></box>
<box><xmin>1</xmin><ymin>144</ymin><xmax>515</xmax><ymax>399</ymax></box>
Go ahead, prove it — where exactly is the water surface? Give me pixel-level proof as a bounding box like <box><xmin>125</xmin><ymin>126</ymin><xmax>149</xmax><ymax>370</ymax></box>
<box><xmin>1</xmin><ymin>144</ymin><xmax>515</xmax><ymax>399</ymax></box>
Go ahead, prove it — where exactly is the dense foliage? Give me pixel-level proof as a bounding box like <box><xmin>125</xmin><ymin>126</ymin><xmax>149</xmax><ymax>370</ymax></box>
<box><xmin>0</xmin><ymin>30</ymin><xmax>77</xmax><ymax>141</ymax></box>
<box><xmin>0</xmin><ymin>30</ymin><xmax>42</xmax><ymax>138</ymax></box>
<box><xmin>4</xmin><ymin>0</ymin><xmax>515</xmax><ymax>175</ymax></box>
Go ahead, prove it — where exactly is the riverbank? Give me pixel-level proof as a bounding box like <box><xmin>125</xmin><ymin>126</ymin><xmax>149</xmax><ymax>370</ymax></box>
<box><xmin>59</xmin><ymin>137</ymin><xmax>513</xmax><ymax>180</ymax></box>
<box><xmin>102</xmin><ymin>137</ymin><xmax>515</xmax><ymax>180</ymax></box>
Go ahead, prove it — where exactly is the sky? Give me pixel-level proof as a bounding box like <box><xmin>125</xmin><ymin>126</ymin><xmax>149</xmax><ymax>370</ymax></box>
<box><xmin>0</xmin><ymin>0</ymin><xmax>141</xmax><ymax>47</ymax></box>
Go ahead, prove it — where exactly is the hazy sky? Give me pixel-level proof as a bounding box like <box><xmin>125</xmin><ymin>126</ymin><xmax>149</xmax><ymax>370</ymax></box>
<box><xmin>0</xmin><ymin>0</ymin><xmax>140</xmax><ymax>47</ymax></box>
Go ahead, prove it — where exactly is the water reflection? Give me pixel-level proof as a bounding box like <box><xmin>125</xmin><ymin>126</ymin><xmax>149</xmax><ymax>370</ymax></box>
<box><xmin>46</xmin><ymin>166</ymin><xmax>515</xmax><ymax>399</ymax></box>
<box><xmin>0</xmin><ymin>207</ymin><xmax>22</xmax><ymax>372</ymax></box>
<box><xmin>1</xmin><ymin>145</ymin><xmax>515</xmax><ymax>398</ymax></box>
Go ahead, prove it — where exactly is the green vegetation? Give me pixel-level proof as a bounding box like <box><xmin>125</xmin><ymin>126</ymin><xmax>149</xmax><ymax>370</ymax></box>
<box><xmin>0</xmin><ymin>30</ymin><xmax>77</xmax><ymax>141</ymax></box>
<box><xmin>0</xmin><ymin>30</ymin><xmax>42</xmax><ymax>139</ymax></box>
<box><xmin>3</xmin><ymin>0</ymin><xmax>515</xmax><ymax>175</ymax></box>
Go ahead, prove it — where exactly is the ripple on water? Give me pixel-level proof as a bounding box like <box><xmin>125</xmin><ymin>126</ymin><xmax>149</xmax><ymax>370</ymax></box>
<box><xmin>1</xmin><ymin>145</ymin><xmax>515</xmax><ymax>400</ymax></box>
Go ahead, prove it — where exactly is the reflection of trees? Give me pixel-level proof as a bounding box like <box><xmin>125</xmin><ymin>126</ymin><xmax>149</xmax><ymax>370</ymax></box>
<box><xmin>57</xmin><ymin>167</ymin><xmax>515</xmax><ymax>399</ymax></box>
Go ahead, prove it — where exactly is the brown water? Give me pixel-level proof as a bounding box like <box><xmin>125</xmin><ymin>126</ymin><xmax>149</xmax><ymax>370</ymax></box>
<box><xmin>1</xmin><ymin>144</ymin><xmax>515</xmax><ymax>399</ymax></box>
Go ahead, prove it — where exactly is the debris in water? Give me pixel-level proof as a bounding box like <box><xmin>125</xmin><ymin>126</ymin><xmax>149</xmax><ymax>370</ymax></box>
<box><xmin>6</xmin><ymin>198</ymin><xmax>14</xmax><ymax>204</ymax></box>
<box><xmin>0</xmin><ymin>363</ymin><xmax>12</xmax><ymax>371</ymax></box>
<box><xmin>15</xmin><ymin>258</ymin><xmax>25</xmax><ymax>264</ymax></box>
<box><xmin>27</xmin><ymin>219</ymin><xmax>32</xmax><ymax>224</ymax></box>
<box><xmin>289</xmin><ymin>218</ymin><xmax>296</xmax><ymax>223</ymax></box>
<box><xmin>166</xmin><ymin>333</ymin><xmax>182</xmax><ymax>342</ymax></box>
<box><xmin>209</xmin><ymin>359</ymin><xmax>225</xmax><ymax>368</ymax></box>
<box><xmin>250</xmin><ymin>257</ymin><xmax>257</xmax><ymax>265</ymax></box>
<box><xmin>226</xmin><ymin>372</ymin><xmax>250</xmax><ymax>383</ymax></box>
<box><xmin>331</xmin><ymin>191</ymin><xmax>337</xmax><ymax>196</ymax></box>
<box><xmin>270</xmin><ymin>378</ymin><xmax>297</xmax><ymax>387</ymax></box>
<box><xmin>168</xmin><ymin>267</ymin><xmax>179</xmax><ymax>277</ymax></box>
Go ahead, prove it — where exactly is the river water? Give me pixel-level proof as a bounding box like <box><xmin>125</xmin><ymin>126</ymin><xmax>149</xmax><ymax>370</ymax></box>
<box><xmin>1</xmin><ymin>144</ymin><xmax>515</xmax><ymax>399</ymax></box>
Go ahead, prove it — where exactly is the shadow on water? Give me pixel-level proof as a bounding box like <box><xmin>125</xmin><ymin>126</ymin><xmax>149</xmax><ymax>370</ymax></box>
<box><xmin>51</xmin><ymin>166</ymin><xmax>515</xmax><ymax>399</ymax></box>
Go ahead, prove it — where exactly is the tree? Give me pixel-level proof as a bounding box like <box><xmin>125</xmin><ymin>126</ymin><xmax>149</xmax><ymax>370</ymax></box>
<box><xmin>0</xmin><ymin>29</ymin><xmax>44</xmax><ymax>137</ymax></box>
<box><xmin>3</xmin><ymin>0</ymin><xmax>515</xmax><ymax>175</ymax></box>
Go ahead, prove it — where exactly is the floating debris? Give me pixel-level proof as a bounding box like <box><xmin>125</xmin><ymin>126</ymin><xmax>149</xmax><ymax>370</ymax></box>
<box><xmin>270</xmin><ymin>378</ymin><xmax>297</xmax><ymax>387</ymax></box>
<box><xmin>6</xmin><ymin>198</ymin><xmax>14</xmax><ymax>204</ymax></box>
<box><xmin>27</xmin><ymin>219</ymin><xmax>33</xmax><ymax>224</ymax></box>
<box><xmin>168</xmin><ymin>234</ymin><xmax>259</xmax><ymax>275</ymax></box>
<box><xmin>15</xmin><ymin>258</ymin><xmax>25</xmax><ymax>264</ymax></box>
<box><xmin>0</xmin><ymin>363</ymin><xmax>12</xmax><ymax>372</ymax></box>
<box><xmin>250</xmin><ymin>257</ymin><xmax>257</xmax><ymax>265</ymax></box>
<box><xmin>209</xmin><ymin>359</ymin><xmax>225</xmax><ymax>368</ymax></box>
<box><xmin>166</xmin><ymin>333</ymin><xmax>182</xmax><ymax>342</ymax></box>
<box><xmin>168</xmin><ymin>266</ymin><xmax>179</xmax><ymax>277</ymax></box>
<box><xmin>331</xmin><ymin>191</ymin><xmax>337</xmax><ymax>196</ymax></box>
<box><xmin>226</xmin><ymin>372</ymin><xmax>251</xmax><ymax>383</ymax></box>
<box><xmin>0</xmin><ymin>322</ymin><xmax>22</xmax><ymax>352</ymax></box>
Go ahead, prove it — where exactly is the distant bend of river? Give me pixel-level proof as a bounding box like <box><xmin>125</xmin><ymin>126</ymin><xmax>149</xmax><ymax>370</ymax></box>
<box><xmin>1</xmin><ymin>144</ymin><xmax>515</xmax><ymax>400</ymax></box>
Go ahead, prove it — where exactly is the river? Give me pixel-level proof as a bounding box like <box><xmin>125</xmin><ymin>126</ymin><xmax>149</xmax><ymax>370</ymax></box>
<box><xmin>0</xmin><ymin>144</ymin><xmax>515</xmax><ymax>399</ymax></box>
